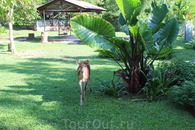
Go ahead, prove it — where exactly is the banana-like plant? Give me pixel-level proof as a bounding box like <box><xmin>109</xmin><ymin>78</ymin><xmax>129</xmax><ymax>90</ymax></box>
<box><xmin>70</xmin><ymin>0</ymin><xmax>179</xmax><ymax>94</ymax></box>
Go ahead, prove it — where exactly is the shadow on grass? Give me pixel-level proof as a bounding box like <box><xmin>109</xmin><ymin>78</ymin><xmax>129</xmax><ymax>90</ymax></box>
<box><xmin>0</xmin><ymin>44</ymin><xmax>7</xmax><ymax>50</ymax></box>
<box><xmin>0</xmin><ymin>55</ymin><xmax>116</xmax><ymax>129</ymax></box>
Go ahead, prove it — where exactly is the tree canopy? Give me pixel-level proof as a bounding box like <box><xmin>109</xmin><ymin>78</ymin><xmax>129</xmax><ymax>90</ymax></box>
<box><xmin>0</xmin><ymin>0</ymin><xmax>39</xmax><ymax>53</ymax></box>
<box><xmin>0</xmin><ymin>0</ymin><xmax>39</xmax><ymax>25</ymax></box>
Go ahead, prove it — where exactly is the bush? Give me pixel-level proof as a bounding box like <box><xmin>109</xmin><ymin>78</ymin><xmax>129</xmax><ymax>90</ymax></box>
<box><xmin>98</xmin><ymin>78</ymin><xmax>128</xmax><ymax>97</ymax></box>
<box><xmin>169</xmin><ymin>81</ymin><xmax>195</xmax><ymax>108</ymax></box>
<box><xmin>184</xmin><ymin>39</ymin><xmax>195</xmax><ymax>50</ymax></box>
<box><xmin>161</xmin><ymin>59</ymin><xmax>195</xmax><ymax>85</ymax></box>
<box><xmin>140</xmin><ymin>64</ymin><xmax>175</xmax><ymax>101</ymax></box>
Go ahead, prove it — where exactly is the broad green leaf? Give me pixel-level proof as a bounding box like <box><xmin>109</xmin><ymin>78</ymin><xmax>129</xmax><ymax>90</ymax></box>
<box><xmin>153</xmin><ymin>18</ymin><xmax>179</xmax><ymax>47</ymax></box>
<box><xmin>148</xmin><ymin>4</ymin><xmax>169</xmax><ymax>31</ymax></box>
<box><xmin>119</xmin><ymin>13</ymin><xmax>126</xmax><ymax>26</ymax></box>
<box><xmin>70</xmin><ymin>14</ymin><xmax>115</xmax><ymax>50</ymax></box>
<box><xmin>129</xmin><ymin>25</ymin><xmax>138</xmax><ymax>37</ymax></box>
<box><xmin>98</xmin><ymin>49</ymin><xmax>118</xmax><ymax>58</ymax></box>
<box><xmin>138</xmin><ymin>18</ymin><xmax>154</xmax><ymax>52</ymax></box>
<box><xmin>130</xmin><ymin>0</ymin><xmax>146</xmax><ymax>26</ymax></box>
<box><xmin>123</xmin><ymin>25</ymin><xmax>130</xmax><ymax>35</ymax></box>
<box><xmin>156</xmin><ymin>47</ymin><xmax>172</xmax><ymax>59</ymax></box>
<box><xmin>115</xmin><ymin>0</ymin><xmax>139</xmax><ymax>24</ymax></box>
<box><xmin>150</xmin><ymin>47</ymin><xmax>172</xmax><ymax>59</ymax></box>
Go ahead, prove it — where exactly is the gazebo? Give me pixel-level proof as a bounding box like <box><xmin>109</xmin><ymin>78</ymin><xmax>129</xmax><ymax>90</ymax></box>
<box><xmin>36</xmin><ymin>0</ymin><xmax>106</xmax><ymax>35</ymax></box>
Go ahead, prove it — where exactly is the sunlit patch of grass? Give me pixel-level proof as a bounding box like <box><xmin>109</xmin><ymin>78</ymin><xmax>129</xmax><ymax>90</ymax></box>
<box><xmin>173</xmin><ymin>37</ymin><xmax>195</xmax><ymax>60</ymax></box>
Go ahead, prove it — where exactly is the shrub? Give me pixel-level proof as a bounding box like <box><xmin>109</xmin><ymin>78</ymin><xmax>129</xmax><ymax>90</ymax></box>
<box><xmin>161</xmin><ymin>59</ymin><xmax>195</xmax><ymax>85</ymax></box>
<box><xmin>169</xmin><ymin>81</ymin><xmax>195</xmax><ymax>108</ymax></box>
<box><xmin>140</xmin><ymin>64</ymin><xmax>175</xmax><ymax>101</ymax></box>
<box><xmin>184</xmin><ymin>39</ymin><xmax>195</xmax><ymax>50</ymax></box>
<box><xmin>98</xmin><ymin>78</ymin><xmax>128</xmax><ymax>97</ymax></box>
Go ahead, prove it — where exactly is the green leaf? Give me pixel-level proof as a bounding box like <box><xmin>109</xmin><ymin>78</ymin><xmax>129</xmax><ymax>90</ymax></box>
<box><xmin>151</xmin><ymin>47</ymin><xmax>172</xmax><ymax>59</ymax></box>
<box><xmin>148</xmin><ymin>4</ymin><xmax>169</xmax><ymax>31</ymax></box>
<box><xmin>138</xmin><ymin>18</ymin><xmax>154</xmax><ymax>52</ymax></box>
<box><xmin>154</xmin><ymin>18</ymin><xmax>179</xmax><ymax>47</ymax></box>
<box><xmin>123</xmin><ymin>25</ymin><xmax>130</xmax><ymax>35</ymax></box>
<box><xmin>115</xmin><ymin>0</ymin><xmax>139</xmax><ymax>25</ymax></box>
<box><xmin>130</xmin><ymin>0</ymin><xmax>146</xmax><ymax>26</ymax></box>
<box><xmin>70</xmin><ymin>14</ymin><xmax>115</xmax><ymax>50</ymax></box>
<box><xmin>119</xmin><ymin>13</ymin><xmax>126</xmax><ymax>26</ymax></box>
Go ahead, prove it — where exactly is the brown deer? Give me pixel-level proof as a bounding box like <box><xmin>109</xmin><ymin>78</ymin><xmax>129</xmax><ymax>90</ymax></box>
<box><xmin>114</xmin><ymin>68</ymin><xmax>129</xmax><ymax>87</ymax></box>
<box><xmin>76</xmin><ymin>59</ymin><xmax>91</xmax><ymax>106</ymax></box>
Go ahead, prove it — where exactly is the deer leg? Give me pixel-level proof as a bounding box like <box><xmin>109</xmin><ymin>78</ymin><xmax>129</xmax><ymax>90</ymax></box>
<box><xmin>79</xmin><ymin>81</ymin><xmax>83</xmax><ymax>107</ymax></box>
<box><xmin>88</xmin><ymin>80</ymin><xmax>92</xmax><ymax>92</ymax></box>
<box><xmin>84</xmin><ymin>81</ymin><xmax>88</xmax><ymax>100</ymax></box>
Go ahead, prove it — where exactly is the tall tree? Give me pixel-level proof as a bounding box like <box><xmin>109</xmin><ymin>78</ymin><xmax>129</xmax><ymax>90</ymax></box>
<box><xmin>0</xmin><ymin>0</ymin><xmax>39</xmax><ymax>54</ymax></box>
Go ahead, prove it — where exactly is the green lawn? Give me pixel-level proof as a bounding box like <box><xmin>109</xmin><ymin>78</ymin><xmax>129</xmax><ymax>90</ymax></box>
<box><xmin>172</xmin><ymin>37</ymin><xmax>195</xmax><ymax>61</ymax></box>
<box><xmin>0</xmin><ymin>29</ymin><xmax>195</xmax><ymax>129</ymax></box>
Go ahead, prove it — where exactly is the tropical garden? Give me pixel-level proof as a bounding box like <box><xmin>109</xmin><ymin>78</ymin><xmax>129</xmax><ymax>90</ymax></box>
<box><xmin>0</xmin><ymin>0</ymin><xmax>195</xmax><ymax>129</ymax></box>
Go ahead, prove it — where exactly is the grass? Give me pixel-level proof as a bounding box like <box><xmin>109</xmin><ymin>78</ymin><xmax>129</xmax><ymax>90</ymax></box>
<box><xmin>172</xmin><ymin>37</ymin><xmax>195</xmax><ymax>61</ymax></box>
<box><xmin>0</xmin><ymin>29</ymin><xmax>195</xmax><ymax>129</ymax></box>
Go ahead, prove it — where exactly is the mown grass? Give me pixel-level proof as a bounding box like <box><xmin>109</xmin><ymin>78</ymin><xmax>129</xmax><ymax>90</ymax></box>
<box><xmin>0</xmin><ymin>29</ymin><xmax>195</xmax><ymax>129</ymax></box>
<box><xmin>173</xmin><ymin>37</ymin><xmax>195</xmax><ymax>61</ymax></box>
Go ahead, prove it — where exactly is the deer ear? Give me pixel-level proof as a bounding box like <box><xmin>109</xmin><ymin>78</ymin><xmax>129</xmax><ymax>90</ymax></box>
<box><xmin>76</xmin><ymin>59</ymin><xmax>80</xmax><ymax>64</ymax></box>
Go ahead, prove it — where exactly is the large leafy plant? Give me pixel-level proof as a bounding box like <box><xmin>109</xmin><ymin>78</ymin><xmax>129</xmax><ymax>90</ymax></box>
<box><xmin>140</xmin><ymin>64</ymin><xmax>175</xmax><ymax>101</ymax></box>
<box><xmin>70</xmin><ymin>0</ymin><xmax>179</xmax><ymax>94</ymax></box>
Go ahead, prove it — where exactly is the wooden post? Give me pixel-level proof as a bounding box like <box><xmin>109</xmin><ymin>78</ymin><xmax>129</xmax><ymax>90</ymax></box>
<box><xmin>43</xmin><ymin>10</ymin><xmax>46</xmax><ymax>32</ymax></box>
<box><xmin>58</xmin><ymin>13</ymin><xmax>60</xmax><ymax>36</ymax></box>
<box><xmin>28</xmin><ymin>33</ymin><xmax>34</xmax><ymax>40</ymax></box>
<box><xmin>41</xmin><ymin>32</ymin><xmax>48</xmax><ymax>43</ymax></box>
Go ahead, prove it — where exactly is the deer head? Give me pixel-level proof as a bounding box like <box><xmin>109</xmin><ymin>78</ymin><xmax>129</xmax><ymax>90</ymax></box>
<box><xmin>76</xmin><ymin>59</ymin><xmax>90</xmax><ymax>81</ymax></box>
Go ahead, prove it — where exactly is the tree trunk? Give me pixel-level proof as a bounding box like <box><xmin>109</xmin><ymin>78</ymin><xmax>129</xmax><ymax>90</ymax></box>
<box><xmin>6</xmin><ymin>3</ymin><xmax>16</xmax><ymax>54</ymax></box>
<box><xmin>128</xmin><ymin>67</ymin><xmax>140</xmax><ymax>94</ymax></box>
<box><xmin>8</xmin><ymin>20</ymin><xmax>16</xmax><ymax>54</ymax></box>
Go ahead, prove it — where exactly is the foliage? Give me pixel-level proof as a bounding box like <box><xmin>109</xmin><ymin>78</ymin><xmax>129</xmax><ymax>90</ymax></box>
<box><xmin>70</xmin><ymin>0</ymin><xmax>179</xmax><ymax>94</ymax></box>
<box><xmin>100</xmin><ymin>0</ymin><xmax>120</xmax><ymax>31</ymax></box>
<box><xmin>161</xmin><ymin>59</ymin><xmax>195</xmax><ymax>86</ymax></box>
<box><xmin>82</xmin><ymin>0</ymin><xmax>120</xmax><ymax>30</ymax></box>
<box><xmin>169</xmin><ymin>81</ymin><xmax>195</xmax><ymax>108</ymax></box>
<box><xmin>98</xmin><ymin>78</ymin><xmax>128</xmax><ymax>97</ymax></box>
<box><xmin>0</xmin><ymin>0</ymin><xmax>39</xmax><ymax>53</ymax></box>
<box><xmin>184</xmin><ymin>39</ymin><xmax>195</xmax><ymax>50</ymax></box>
<box><xmin>0</xmin><ymin>0</ymin><xmax>39</xmax><ymax>25</ymax></box>
<box><xmin>36</xmin><ymin>0</ymin><xmax>52</xmax><ymax>4</ymax></box>
<box><xmin>102</xmin><ymin>12</ymin><xmax>121</xmax><ymax>31</ymax></box>
<box><xmin>140</xmin><ymin>64</ymin><xmax>175</xmax><ymax>101</ymax></box>
<box><xmin>170</xmin><ymin>0</ymin><xmax>195</xmax><ymax>22</ymax></box>
<box><xmin>0</xmin><ymin>26</ymin><xmax>7</xmax><ymax>33</ymax></box>
<box><xmin>83</xmin><ymin>0</ymin><xmax>119</xmax><ymax>14</ymax></box>
<box><xmin>144</xmin><ymin>0</ymin><xmax>195</xmax><ymax>23</ymax></box>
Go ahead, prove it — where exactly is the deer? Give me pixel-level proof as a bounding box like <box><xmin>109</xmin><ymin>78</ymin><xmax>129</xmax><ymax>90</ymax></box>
<box><xmin>76</xmin><ymin>59</ymin><xmax>91</xmax><ymax>106</ymax></box>
<box><xmin>114</xmin><ymin>68</ymin><xmax>129</xmax><ymax>87</ymax></box>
